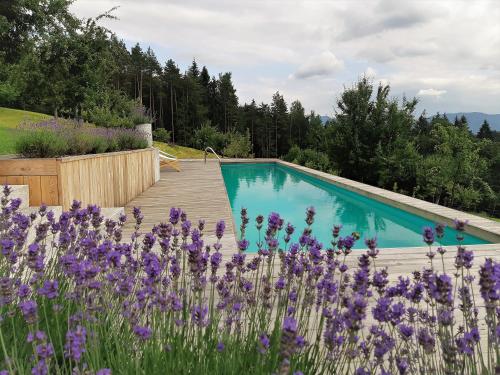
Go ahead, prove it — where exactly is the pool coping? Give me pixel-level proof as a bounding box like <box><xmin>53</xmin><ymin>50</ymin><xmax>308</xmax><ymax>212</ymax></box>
<box><xmin>220</xmin><ymin>158</ymin><xmax>500</xmax><ymax>244</ymax></box>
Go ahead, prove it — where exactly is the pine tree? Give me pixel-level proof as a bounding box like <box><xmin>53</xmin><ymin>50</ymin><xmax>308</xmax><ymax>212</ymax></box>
<box><xmin>477</xmin><ymin>120</ymin><xmax>493</xmax><ymax>140</ymax></box>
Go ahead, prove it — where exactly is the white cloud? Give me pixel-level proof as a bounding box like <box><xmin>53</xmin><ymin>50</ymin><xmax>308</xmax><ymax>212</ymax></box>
<box><xmin>70</xmin><ymin>0</ymin><xmax>500</xmax><ymax>114</ymax></box>
<box><xmin>291</xmin><ymin>51</ymin><xmax>344</xmax><ymax>79</ymax></box>
<box><xmin>364</xmin><ymin>67</ymin><xmax>377</xmax><ymax>78</ymax></box>
<box><xmin>417</xmin><ymin>88</ymin><xmax>447</xmax><ymax>97</ymax></box>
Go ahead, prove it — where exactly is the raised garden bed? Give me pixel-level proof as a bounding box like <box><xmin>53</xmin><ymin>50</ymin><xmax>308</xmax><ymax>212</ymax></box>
<box><xmin>0</xmin><ymin>148</ymin><xmax>159</xmax><ymax>208</ymax></box>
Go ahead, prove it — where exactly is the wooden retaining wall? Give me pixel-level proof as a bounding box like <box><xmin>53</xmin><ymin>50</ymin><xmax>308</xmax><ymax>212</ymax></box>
<box><xmin>0</xmin><ymin>148</ymin><xmax>159</xmax><ymax>209</ymax></box>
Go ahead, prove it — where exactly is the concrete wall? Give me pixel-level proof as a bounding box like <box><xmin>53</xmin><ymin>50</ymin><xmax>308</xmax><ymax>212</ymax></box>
<box><xmin>136</xmin><ymin>123</ymin><xmax>153</xmax><ymax>147</ymax></box>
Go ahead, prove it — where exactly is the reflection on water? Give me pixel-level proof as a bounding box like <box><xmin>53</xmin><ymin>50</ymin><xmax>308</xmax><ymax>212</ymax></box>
<box><xmin>221</xmin><ymin>163</ymin><xmax>490</xmax><ymax>251</ymax></box>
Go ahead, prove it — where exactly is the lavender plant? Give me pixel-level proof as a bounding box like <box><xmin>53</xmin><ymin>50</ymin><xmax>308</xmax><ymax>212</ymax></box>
<box><xmin>0</xmin><ymin>186</ymin><xmax>498</xmax><ymax>374</ymax></box>
<box><xmin>16</xmin><ymin>119</ymin><xmax>148</xmax><ymax>158</ymax></box>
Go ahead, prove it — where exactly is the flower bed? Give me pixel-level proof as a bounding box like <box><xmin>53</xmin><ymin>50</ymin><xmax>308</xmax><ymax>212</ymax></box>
<box><xmin>15</xmin><ymin>119</ymin><xmax>148</xmax><ymax>158</ymax></box>
<box><xmin>0</xmin><ymin>187</ymin><xmax>498</xmax><ymax>374</ymax></box>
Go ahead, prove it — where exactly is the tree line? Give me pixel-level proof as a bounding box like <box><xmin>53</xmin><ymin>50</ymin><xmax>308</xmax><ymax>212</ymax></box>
<box><xmin>0</xmin><ymin>1</ymin><xmax>498</xmax><ymax>215</ymax></box>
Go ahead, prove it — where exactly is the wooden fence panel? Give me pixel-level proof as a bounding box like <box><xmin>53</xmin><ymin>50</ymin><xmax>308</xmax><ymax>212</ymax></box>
<box><xmin>0</xmin><ymin>149</ymin><xmax>157</xmax><ymax>209</ymax></box>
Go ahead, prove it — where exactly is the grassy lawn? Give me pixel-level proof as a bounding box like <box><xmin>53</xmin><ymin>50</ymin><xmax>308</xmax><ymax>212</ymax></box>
<box><xmin>154</xmin><ymin>141</ymin><xmax>215</xmax><ymax>159</ymax></box>
<box><xmin>0</xmin><ymin>107</ymin><xmax>50</xmax><ymax>154</ymax></box>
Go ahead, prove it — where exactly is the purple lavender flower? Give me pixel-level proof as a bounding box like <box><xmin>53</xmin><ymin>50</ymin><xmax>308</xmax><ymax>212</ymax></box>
<box><xmin>215</xmin><ymin>220</ymin><xmax>225</xmax><ymax>239</ymax></box>
<box><xmin>38</xmin><ymin>280</ymin><xmax>58</xmax><ymax>299</ymax></box>
<box><xmin>355</xmin><ymin>368</ymin><xmax>370</xmax><ymax>375</ymax></box>
<box><xmin>19</xmin><ymin>300</ymin><xmax>37</xmax><ymax>324</ymax></box>
<box><xmin>332</xmin><ymin>224</ymin><xmax>342</xmax><ymax>238</ymax></box>
<box><xmin>31</xmin><ymin>360</ymin><xmax>48</xmax><ymax>375</ymax></box>
<box><xmin>216</xmin><ymin>341</ymin><xmax>224</xmax><ymax>352</ymax></box>
<box><xmin>372</xmin><ymin>297</ymin><xmax>392</xmax><ymax>323</ymax></box>
<box><xmin>435</xmin><ymin>223</ymin><xmax>446</xmax><ymax>238</ymax></box>
<box><xmin>169</xmin><ymin>207</ymin><xmax>181</xmax><ymax>225</ymax></box>
<box><xmin>453</xmin><ymin>218</ymin><xmax>468</xmax><ymax>232</ymax></box>
<box><xmin>479</xmin><ymin>258</ymin><xmax>499</xmax><ymax>306</ymax></box>
<box><xmin>422</xmin><ymin>226</ymin><xmax>434</xmax><ymax>245</ymax></box>
<box><xmin>429</xmin><ymin>273</ymin><xmax>453</xmax><ymax>306</ymax></box>
<box><xmin>237</xmin><ymin>239</ymin><xmax>249</xmax><ymax>252</ymax></box>
<box><xmin>64</xmin><ymin>325</ymin><xmax>87</xmax><ymax>362</ymax></box>
<box><xmin>305</xmin><ymin>206</ymin><xmax>315</xmax><ymax>226</ymax></box>
<box><xmin>191</xmin><ymin>305</ymin><xmax>209</xmax><ymax>327</ymax></box>
<box><xmin>268</xmin><ymin>212</ymin><xmax>281</xmax><ymax>232</ymax></box>
<box><xmin>398</xmin><ymin>324</ymin><xmax>414</xmax><ymax>340</ymax></box>
<box><xmin>396</xmin><ymin>358</ymin><xmax>409</xmax><ymax>375</ymax></box>
<box><xmin>258</xmin><ymin>333</ymin><xmax>270</xmax><ymax>354</ymax></box>
<box><xmin>417</xmin><ymin>328</ymin><xmax>435</xmax><ymax>353</ymax></box>
<box><xmin>35</xmin><ymin>343</ymin><xmax>54</xmax><ymax>359</ymax></box>
<box><xmin>96</xmin><ymin>370</ymin><xmax>112</xmax><ymax>375</ymax></box>
<box><xmin>133</xmin><ymin>325</ymin><xmax>152</xmax><ymax>340</ymax></box>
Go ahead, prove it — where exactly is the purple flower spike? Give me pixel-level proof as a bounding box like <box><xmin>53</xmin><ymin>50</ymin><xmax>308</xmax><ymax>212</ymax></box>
<box><xmin>305</xmin><ymin>206</ymin><xmax>315</xmax><ymax>226</ymax></box>
<box><xmin>237</xmin><ymin>239</ymin><xmax>249</xmax><ymax>252</ymax></box>
<box><xmin>435</xmin><ymin>223</ymin><xmax>446</xmax><ymax>238</ymax></box>
<box><xmin>422</xmin><ymin>226</ymin><xmax>434</xmax><ymax>245</ymax></box>
<box><xmin>215</xmin><ymin>220</ymin><xmax>226</xmax><ymax>239</ymax></box>
<box><xmin>64</xmin><ymin>325</ymin><xmax>87</xmax><ymax>362</ymax></box>
<box><xmin>133</xmin><ymin>325</ymin><xmax>152</xmax><ymax>340</ymax></box>
<box><xmin>38</xmin><ymin>280</ymin><xmax>58</xmax><ymax>299</ymax></box>
<box><xmin>453</xmin><ymin>218</ymin><xmax>468</xmax><ymax>232</ymax></box>
<box><xmin>169</xmin><ymin>207</ymin><xmax>181</xmax><ymax>225</ymax></box>
<box><xmin>19</xmin><ymin>300</ymin><xmax>38</xmax><ymax>324</ymax></box>
<box><xmin>216</xmin><ymin>341</ymin><xmax>224</xmax><ymax>352</ymax></box>
<box><xmin>259</xmin><ymin>333</ymin><xmax>270</xmax><ymax>354</ymax></box>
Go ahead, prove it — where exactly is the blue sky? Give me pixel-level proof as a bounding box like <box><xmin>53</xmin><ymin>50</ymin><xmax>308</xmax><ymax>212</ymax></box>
<box><xmin>72</xmin><ymin>0</ymin><xmax>500</xmax><ymax>117</ymax></box>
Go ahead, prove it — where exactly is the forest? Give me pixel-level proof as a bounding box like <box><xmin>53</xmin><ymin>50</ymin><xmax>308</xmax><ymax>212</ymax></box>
<box><xmin>0</xmin><ymin>1</ymin><xmax>498</xmax><ymax>216</ymax></box>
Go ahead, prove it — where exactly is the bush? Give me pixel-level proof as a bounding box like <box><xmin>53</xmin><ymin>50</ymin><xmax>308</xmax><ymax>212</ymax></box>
<box><xmin>15</xmin><ymin>118</ymin><xmax>148</xmax><ymax>157</ymax></box>
<box><xmin>15</xmin><ymin>127</ymin><xmax>68</xmax><ymax>158</ymax></box>
<box><xmin>284</xmin><ymin>145</ymin><xmax>331</xmax><ymax>172</ymax></box>
<box><xmin>84</xmin><ymin>106</ymin><xmax>134</xmax><ymax>128</ymax></box>
<box><xmin>153</xmin><ymin>128</ymin><xmax>171</xmax><ymax>143</ymax></box>
<box><xmin>83</xmin><ymin>96</ymin><xmax>152</xmax><ymax>128</ymax></box>
<box><xmin>223</xmin><ymin>129</ymin><xmax>252</xmax><ymax>158</ymax></box>
<box><xmin>0</xmin><ymin>189</ymin><xmax>497</xmax><ymax>374</ymax></box>
<box><xmin>193</xmin><ymin>121</ymin><xmax>226</xmax><ymax>152</ymax></box>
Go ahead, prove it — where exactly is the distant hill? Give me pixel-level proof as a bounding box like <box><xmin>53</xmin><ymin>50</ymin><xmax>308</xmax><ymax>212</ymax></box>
<box><xmin>320</xmin><ymin>115</ymin><xmax>331</xmax><ymax>124</ymax></box>
<box><xmin>439</xmin><ymin>112</ymin><xmax>500</xmax><ymax>133</ymax></box>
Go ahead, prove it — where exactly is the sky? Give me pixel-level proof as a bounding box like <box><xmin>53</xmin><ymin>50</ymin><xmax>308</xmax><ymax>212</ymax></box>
<box><xmin>71</xmin><ymin>0</ymin><xmax>500</xmax><ymax>117</ymax></box>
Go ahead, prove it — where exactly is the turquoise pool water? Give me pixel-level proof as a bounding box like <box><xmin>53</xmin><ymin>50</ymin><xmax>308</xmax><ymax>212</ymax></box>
<box><xmin>221</xmin><ymin>163</ymin><xmax>490</xmax><ymax>250</ymax></box>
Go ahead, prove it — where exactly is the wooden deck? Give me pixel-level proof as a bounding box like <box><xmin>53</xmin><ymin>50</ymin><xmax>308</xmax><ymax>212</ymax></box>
<box><xmin>123</xmin><ymin>160</ymin><xmax>237</xmax><ymax>257</ymax></box>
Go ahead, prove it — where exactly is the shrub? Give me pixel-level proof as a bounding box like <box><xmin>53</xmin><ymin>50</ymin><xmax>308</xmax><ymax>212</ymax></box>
<box><xmin>193</xmin><ymin>121</ymin><xmax>226</xmax><ymax>152</ymax></box>
<box><xmin>153</xmin><ymin>128</ymin><xmax>171</xmax><ymax>143</ymax></box>
<box><xmin>284</xmin><ymin>146</ymin><xmax>331</xmax><ymax>172</ymax></box>
<box><xmin>15</xmin><ymin>119</ymin><xmax>148</xmax><ymax>157</ymax></box>
<box><xmin>0</xmin><ymin>187</ymin><xmax>497</xmax><ymax>374</ymax></box>
<box><xmin>83</xmin><ymin>98</ymin><xmax>153</xmax><ymax>128</ymax></box>
<box><xmin>223</xmin><ymin>129</ymin><xmax>252</xmax><ymax>158</ymax></box>
<box><xmin>84</xmin><ymin>106</ymin><xmax>134</xmax><ymax>128</ymax></box>
<box><xmin>15</xmin><ymin>127</ymin><xmax>68</xmax><ymax>158</ymax></box>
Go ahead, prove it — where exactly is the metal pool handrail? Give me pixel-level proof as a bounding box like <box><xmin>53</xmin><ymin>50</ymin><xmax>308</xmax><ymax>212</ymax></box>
<box><xmin>204</xmin><ymin>147</ymin><xmax>221</xmax><ymax>163</ymax></box>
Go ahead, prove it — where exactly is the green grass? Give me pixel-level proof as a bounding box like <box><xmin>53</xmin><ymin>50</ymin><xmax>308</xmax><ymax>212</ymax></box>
<box><xmin>0</xmin><ymin>107</ymin><xmax>50</xmax><ymax>154</ymax></box>
<box><xmin>154</xmin><ymin>141</ymin><xmax>216</xmax><ymax>159</ymax></box>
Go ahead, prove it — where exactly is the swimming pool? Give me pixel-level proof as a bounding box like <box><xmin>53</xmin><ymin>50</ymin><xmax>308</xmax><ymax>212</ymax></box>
<box><xmin>221</xmin><ymin>163</ymin><xmax>490</xmax><ymax>250</ymax></box>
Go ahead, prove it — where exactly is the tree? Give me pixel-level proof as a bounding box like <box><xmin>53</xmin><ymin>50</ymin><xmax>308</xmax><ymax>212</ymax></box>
<box><xmin>477</xmin><ymin>120</ymin><xmax>494</xmax><ymax>140</ymax></box>
<box><xmin>216</xmin><ymin>73</ymin><xmax>238</xmax><ymax>133</ymax></box>
<box><xmin>289</xmin><ymin>100</ymin><xmax>308</xmax><ymax>148</ymax></box>
<box><xmin>270</xmin><ymin>91</ymin><xmax>288</xmax><ymax>157</ymax></box>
